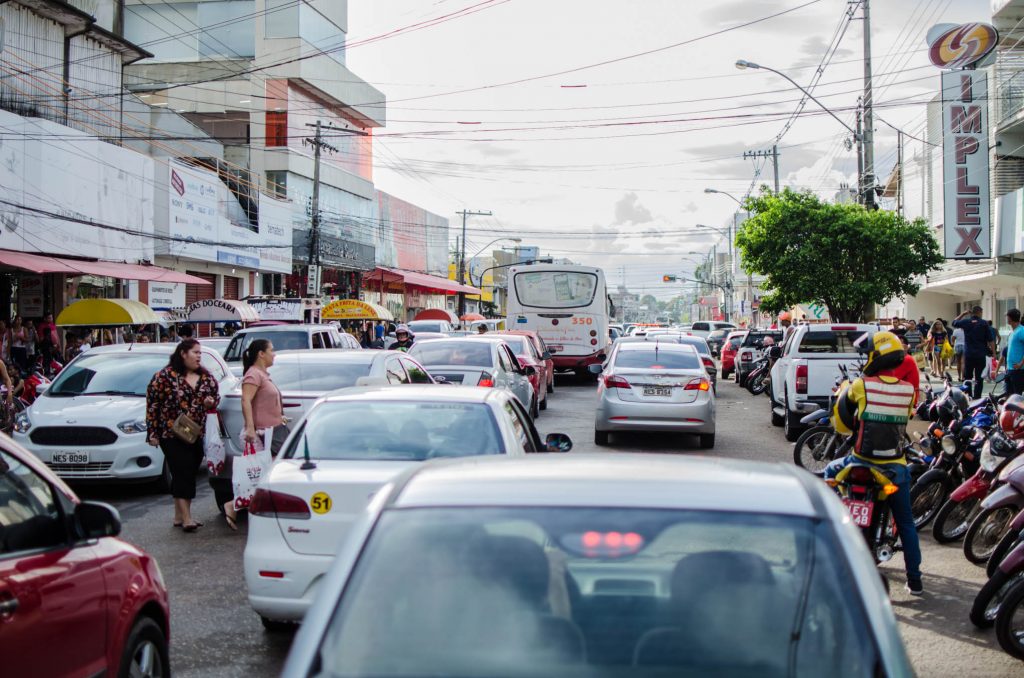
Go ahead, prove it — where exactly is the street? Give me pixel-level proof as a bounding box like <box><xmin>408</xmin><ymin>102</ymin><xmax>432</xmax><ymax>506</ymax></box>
<box><xmin>81</xmin><ymin>375</ymin><xmax>1021</xmax><ymax>677</ymax></box>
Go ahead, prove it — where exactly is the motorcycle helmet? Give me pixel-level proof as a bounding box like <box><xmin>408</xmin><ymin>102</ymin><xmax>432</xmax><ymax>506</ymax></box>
<box><xmin>855</xmin><ymin>330</ymin><xmax>905</xmax><ymax>377</ymax></box>
<box><xmin>947</xmin><ymin>388</ymin><xmax>969</xmax><ymax>416</ymax></box>
<box><xmin>778</xmin><ymin>311</ymin><xmax>792</xmax><ymax>322</ymax></box>
<box><xmin>933</xmin><ymin>395</ymin><xmax>959</xmax><ymax>424</ymax></box>
<box><xmin>988</xmin><ymin>429</ymin><xmax>1017</xmax><ymax>458</ymax></box>
<box><xmin>999</xmin><ymin>394</ymin><xmax>1024</xmax><ymax>440</ymax></box>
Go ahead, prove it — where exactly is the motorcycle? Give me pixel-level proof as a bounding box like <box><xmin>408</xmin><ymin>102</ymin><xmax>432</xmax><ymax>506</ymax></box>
<box><xmin>978</xmin><ymin>456</ymin><xmax>1024</xmax><ymax>577</ymax></box>
<box><xmin>20</xmin><ymin>367</ymin><xmax>51</xmax><ymax>406</ymax></box>
<box><xmin>970</xmin><ymin>511</ymin><xmax>1024</xmax><ymax>633</ymax></box>
<box><xmin>827</xmin><ymin>462</ymin><xmax>902</xmax><ymax>569</ymax></box>
<box><xmin>963</xmin><ymin>396</ymin><xmax>1024</xmax><ymax>564</ymax></box>
<box><xmin>744</xmin><ymin>355</ymin><xmax>771</xmax><ymax>396</ymax></box>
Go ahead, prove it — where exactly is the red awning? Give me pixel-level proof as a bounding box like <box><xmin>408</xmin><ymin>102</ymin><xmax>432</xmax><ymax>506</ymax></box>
<box><xmin>0</xmin><ymin>250</ymin><xmax>213</xmax><ymax>285</ymax></box>
<box><xmin>371</xmin><ymin>266</ymin><xmax>481</xmax><ymax>295</ymax></box>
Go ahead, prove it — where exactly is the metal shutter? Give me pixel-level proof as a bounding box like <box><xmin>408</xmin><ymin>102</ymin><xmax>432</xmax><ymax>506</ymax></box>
<box><xmin>223</xmin><ymin>275</ymin><xmax>240</xmax><ymax>300</ymax></box>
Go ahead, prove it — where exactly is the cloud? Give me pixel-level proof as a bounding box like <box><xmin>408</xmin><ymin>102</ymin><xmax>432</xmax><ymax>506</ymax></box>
<box><xmin>699</xmin><ymin>0</ymin><xmax>829</xmax><ymax>33</ymax></box>
<box><xmin>613</xmin><ymin>192</ymin><xmax>654</xmax><ymax>225</ymax></box>
<box><xmin>791</xmin><ymin>35</ymin><xmax>855</xmax><ymax>68</ymax></box>
<box><xmin>683</xmin><ymin>201</ymin><xmax>699</xmax><ymax>213</ymax></box>
<box><xmin>475</xmin><ymin>143</ymin><xmax>519</xmax><ymax>158</ymax></box>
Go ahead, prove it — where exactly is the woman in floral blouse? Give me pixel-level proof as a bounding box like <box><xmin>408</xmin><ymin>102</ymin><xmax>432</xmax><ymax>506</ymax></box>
<box><xmin>146</xmin><ymin>338</ymin><xmax>220</xmax><ymax>532</ymax></box>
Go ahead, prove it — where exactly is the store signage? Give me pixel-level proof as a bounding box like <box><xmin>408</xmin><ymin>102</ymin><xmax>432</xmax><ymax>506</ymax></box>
<box><xmin>927</xmin><ymin>23</ymin><xmax>998</xmax><ymax>69</ymax></box>
<box><xmin>148</xmin><ymin>282</ymin><xmax>185</xmax><ymax>310</ymax></box>
<box><xmin>941</xmin><ymin>69</ymin><xmax>990</xmax><ymax>259</ymax></box>
<box><xmin>248</xmin><ymin>298</ymin><xmax>304</xmax><ymax>322</ymax></box>
<box><xmin>18</xmin><ymin>275</ymin><xmax>43</xmax><ymax>317</ymax></box>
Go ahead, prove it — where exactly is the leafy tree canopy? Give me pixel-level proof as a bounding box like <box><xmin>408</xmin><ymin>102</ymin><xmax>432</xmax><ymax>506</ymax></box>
<box><xmin>736</xmin><ymin>188</ymin><xmax>944</xmax><ymax>322</ymax></box>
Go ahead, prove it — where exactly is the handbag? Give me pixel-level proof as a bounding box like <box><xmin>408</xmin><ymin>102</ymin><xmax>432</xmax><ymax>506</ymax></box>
<box><xmin>940</xmin><ymin>340</ymin><xmax>954</xmax><ymax>362</ymax></box>
<box><xmin>171</xmin><ymin>413</ymin><xmax>201</xmax><ymax>444</ymax></box>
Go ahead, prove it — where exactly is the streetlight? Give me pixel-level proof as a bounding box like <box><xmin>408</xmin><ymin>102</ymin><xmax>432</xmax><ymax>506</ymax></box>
<box><xmin>703</xmin><ymin>187</ymin><xmax>742</xmax><ymax>206</ymax></box>
<box><xmin>465</xmin><ymin>237</ymin><xmax>522</xmax><ymax>316</ymax></box>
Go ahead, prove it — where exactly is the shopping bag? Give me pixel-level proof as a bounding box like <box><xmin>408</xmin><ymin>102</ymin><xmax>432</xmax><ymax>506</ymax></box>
<box><xmin>940</xmin><ymin>341</ymin><xmax>954</xmax><ymax>362</ymax></box>
<box><xmin>232</xmin><ymin>442</ymin><xmax>273</xmax><ymax>511</ymax></box>
<box><xmin>990</xmin><ymin>357</ymin><xmax>1000</xmax><ymax>381</ymax></box>
<box><xmin>204</xmin><ymin>412</ymin><xmax>226</xmax><ymax>475</ymax></box>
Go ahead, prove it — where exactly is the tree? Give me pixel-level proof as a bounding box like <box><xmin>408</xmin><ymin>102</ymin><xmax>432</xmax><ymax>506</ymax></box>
<box><xmin>735</xmin><ymin>188</ymin><xmax>944</xmax><ymax>322</ymax></box>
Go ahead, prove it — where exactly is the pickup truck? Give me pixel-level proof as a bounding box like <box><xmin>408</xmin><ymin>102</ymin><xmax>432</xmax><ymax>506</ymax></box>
<box><xmin>768</xmin><ymin>323</ymin><xmax>876</xmax><ymax>442</ymax></box>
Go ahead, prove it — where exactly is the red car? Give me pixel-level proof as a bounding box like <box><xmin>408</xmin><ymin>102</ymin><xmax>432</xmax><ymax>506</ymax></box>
<box><xmin>489</xmin><ymin>332</ymin><xmax>553</xmax><ymax>413</ymax></box>
<box><xmin>720</xmin><ymin>330</ymin><xmax>747</xmax><ymax>380</ymax></box>
<box><xmin>0</xmin><ymin>437</ymin><xmax>170</xmax><ymax>677</ymax></box>
<box><xmin>498</xmin><ymin>330</ymin><xmax>555</xmax><ymax>393</ymax></box>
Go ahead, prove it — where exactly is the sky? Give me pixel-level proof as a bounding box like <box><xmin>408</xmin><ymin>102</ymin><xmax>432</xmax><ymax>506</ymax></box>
<box><xmin>347</xmin><ymin>0</ymin><xmax>989</xmax><ymax>300</ymax></box>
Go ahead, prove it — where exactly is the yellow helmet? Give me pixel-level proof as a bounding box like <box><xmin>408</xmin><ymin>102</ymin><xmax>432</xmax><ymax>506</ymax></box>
<box><xmin>856</xmin><ymin>330</ymin><xmax>905</xmax><ymax>376</ymax></box>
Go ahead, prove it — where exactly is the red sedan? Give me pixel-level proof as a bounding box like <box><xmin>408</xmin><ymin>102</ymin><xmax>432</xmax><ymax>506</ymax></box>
<box><xmin>0</xmin><ymin>437</ymin><xmax>170</xmax><ymax>677</ymax></box>
<box><xmin>720</xmin><ymin>330</ymin><xmax>747</xmax><ymax>380</ymax></box>
<box><xmin>497</xmin><ymin>330</ymin><xmax>555</xmax><ymax>395</ymax></box>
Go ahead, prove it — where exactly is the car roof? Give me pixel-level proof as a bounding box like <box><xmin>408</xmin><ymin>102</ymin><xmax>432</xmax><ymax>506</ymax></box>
<box><xmin>413</xmin><ymin>337</ymin><xmax>503</xmax><ymax>346</ymax></box>
<box><xmin>390</xmin><ymin>454</ymin><xmax>817</xmax><ymax>516</ymax></box>
<box><xmin>77</xmin><ymin>343</ymin><xmax>179</xmax><ymax>355</ymax></box>
<box><xmin>616</xmin><ymin>341</ymin><xmax>697</xmax><ymax>353</ymax></box>
<box><xmin>272</xmin><ymin>349</ymin><xmax>398</xmax><ymax>363</ymax></box>
<box><xmin>320</xmin><ymin>384</ymin><xmax>506</xmax><ymax>404</ymax></box>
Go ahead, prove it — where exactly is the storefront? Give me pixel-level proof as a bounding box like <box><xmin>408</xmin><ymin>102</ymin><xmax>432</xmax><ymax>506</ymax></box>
<box><xmin>290</xmin><ymin>231</ymin><xmax>375</xmax><ymax>300</ymax></box>
<box><xmin>363</xmin><ymin>267</ymin><xmax>481</xmax><ymax>322</ymax></box>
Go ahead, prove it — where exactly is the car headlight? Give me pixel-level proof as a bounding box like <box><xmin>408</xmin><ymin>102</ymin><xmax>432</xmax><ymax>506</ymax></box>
<box><xmin>13</xmin><ymin>411</ymin><xmax>30</xmax><ymax>434</ymax></box>
<box><xmin>941</xmin><ymin>436</ymin><xmax>957</xmax><ymax>455</ymax></box>
<box><xmin>980</xmin><ymin>441</ymin><xmax>999</xmax><ymax>473</ymax></box>
<box><xmin>117</xmin><ymin>419</ymin><xmax>148</xmax><ymax>434</ymax></box>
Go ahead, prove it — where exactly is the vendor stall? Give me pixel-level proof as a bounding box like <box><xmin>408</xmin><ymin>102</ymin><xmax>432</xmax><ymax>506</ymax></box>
<box><xmin>185</xmin><ymin>298</ymin><xmax>261</xmax><ymax>324</ymax></box>
<box><xmin>321</xmin><ymin>299</ymin><xmax>395</xmax><ymax>321</ymax></box>
<box><xmin>56</xmin><ymin>299</ymin><xmax>161</xmax><ymax>327</ymax></box>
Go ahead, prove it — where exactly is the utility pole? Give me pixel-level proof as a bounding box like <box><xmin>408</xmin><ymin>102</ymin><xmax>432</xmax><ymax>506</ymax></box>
<box><xmin>861</xmin><ymin>0</ymin><xmax>876</xmax><ymax>209</ymax></box>
<box><xmin>304</xmin><ymin>120</ymin><xmax>367</xmax><ymax>298</ymax></box>
<box><xmin>455</xmin><ymin>209</ymin><xmax>492</xmax><ymax>318</ymax></box>
<box><xmin>855</xmin><ymin>102</ymin><xmax>864</xmax><ymax>204</ymax></box>
<box><xmin>743</xmin><ymin>146</ymin><xmax>781</xmax><ymax>193</ymax></box>
<box><xmin>896</xmin><ymin>129</ymin><xmax>904</xmax><ymax>216</ymax></box>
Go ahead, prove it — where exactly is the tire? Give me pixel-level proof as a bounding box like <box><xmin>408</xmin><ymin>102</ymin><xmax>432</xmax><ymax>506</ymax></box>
<box><xmin>909</xmin><ymin>475</ymin><xmax>949</xmax><ymax>530</ymax></box>
<box><xmin>932</xmin><ymin>496</ymin><xmax>982</xmax><ymax>544</ymax></box>
<box><xmin>747</xmin><ymin>371</ymin><xmax>768</xmax><ymax>396</ymax></box>
<box><xmin>783</xmin><ymin>400</ymin><xmax>801</xmax><ymax>442</ymax></box>
<box><xmin>118</xmin><ymin>617</ymin><xmax>169</xmax><ymax>678</ymax></box>
<box><xmin>995</xmin><ymin>578</ymin><xmax>1024</xmax><ymax>660</ymax></box>
<box><xmin>699</xmin><ymin>433</ymin><xmax>715</xmax><ymax>449</ymax></box>
<box><xmin>964</xmin><ymin>506</ymin><xmax>1018</xmax><ymax>566</ymax></box>
<box><xmin>539</xmin><ymin>393</ymin><xmax>548</xmax><ymax>411</ymax></box>
<box><xmin>260</xmin><ymin>615</ymin><xmax>297</xmax><ymax>633</ymax></box>
<box><xmin>970</xmin><ymin>569</ymin><xmax>1024</xmax><ymax>629</ymax></box>
<box><xmin>988</xmin><ymin>531</ymin><xmax>1023</xmax><ymax>579</ymax></box>
<box><xmin>594</xmin><ymin>429</ymin><xmax>609</xmax><ymax>446</ymax></box>
<box><xmin>792</xmin><ymin>425</ymin><xmax>837</xmax><ymax>475</ymax></box>
<box><xmin>771</xmin><ymin>405</ymin><xmax>784</xmax><ymax>427</ymax></box>
<box><xmin>530</xmin><ymin>397</ymin><xmax>539</xmax><ymax>420</ymax></box>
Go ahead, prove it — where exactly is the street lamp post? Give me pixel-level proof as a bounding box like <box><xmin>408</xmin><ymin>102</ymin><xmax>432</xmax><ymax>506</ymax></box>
<box><xmin>464</xmin><ymin>237</ymin><xmax>522</xmax><ymax>316</ymax></box>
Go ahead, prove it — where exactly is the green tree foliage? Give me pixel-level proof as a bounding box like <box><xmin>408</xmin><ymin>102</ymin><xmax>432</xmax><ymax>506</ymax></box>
<box><xmin>735</xmin><ymin>189</ymin><xmax>944</xmax><ymax>322</ymax></box>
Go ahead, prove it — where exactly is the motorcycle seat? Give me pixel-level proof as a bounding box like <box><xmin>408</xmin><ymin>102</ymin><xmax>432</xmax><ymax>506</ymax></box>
<box><xmin>1006</xmin><ymin>401</ymin><xmax>1024</xmax><ymax>415</ymax></box>
<box><xmin>968</xmin><ymin>397</ymin><xmax>989</xmax><ymax>411</ymax></box>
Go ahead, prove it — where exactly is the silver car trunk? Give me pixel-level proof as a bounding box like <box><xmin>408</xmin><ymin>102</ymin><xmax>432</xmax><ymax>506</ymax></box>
<box><xmin>609</xmin><ymin>368</ymin><xmax>706</xmax><ymax>404</ymax></box>
<box><xmin>423</xmin><ymin>365</ymin><xmax>488</xmax><ymax>387</ymax></box>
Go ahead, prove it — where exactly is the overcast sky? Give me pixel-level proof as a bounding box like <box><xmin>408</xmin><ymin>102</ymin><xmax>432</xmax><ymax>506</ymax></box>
<box><xmin>348</xmin><ymin>0</ymin><xmax>986</xmax><ymax>299</ymax></box>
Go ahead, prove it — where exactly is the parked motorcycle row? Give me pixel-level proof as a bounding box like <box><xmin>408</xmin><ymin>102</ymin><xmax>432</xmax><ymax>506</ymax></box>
<box><xmin>776</xmin><ymin>363</ymin><xmax>1024</xmax><ymax>661</ymax></box>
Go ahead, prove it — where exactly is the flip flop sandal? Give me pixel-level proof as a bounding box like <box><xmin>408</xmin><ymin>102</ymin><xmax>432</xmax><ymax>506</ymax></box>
<box><xmin>173</xmin><ymin>522</ymin><xmax>183</xmax><ymax>528</ymax></box>
<box><xmin>225</xmin><ymin>515</ymin><xmax>238</xmax><ymax>531</ymax></box>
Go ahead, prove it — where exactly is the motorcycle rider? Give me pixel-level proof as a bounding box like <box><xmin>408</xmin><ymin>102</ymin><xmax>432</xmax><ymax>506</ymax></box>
<box><xmin>824</xmin><ymin>330</ymin><xmax>923</xmax><ymax>595</ymax></box>
<box><xmin>388</xmin><ymin>325</ymin><xmax>415</xmax><ymax>352</ymax></box>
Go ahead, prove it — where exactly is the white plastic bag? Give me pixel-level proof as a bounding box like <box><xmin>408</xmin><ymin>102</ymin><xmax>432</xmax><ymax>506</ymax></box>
<box><xmin>204</xmin><ymin>412</ymin><xmax>226</xmax><ymax>475</ymax></box>
<box><xmin>232</xmin><ymin>442</ymin><xmax>272</xmax><ymax>511</ymax></box>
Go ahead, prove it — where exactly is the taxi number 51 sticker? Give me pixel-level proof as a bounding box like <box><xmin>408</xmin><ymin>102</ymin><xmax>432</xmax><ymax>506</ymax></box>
<box><xmin>309</xmin><ymin>492</ymin><xmax>332</xmax><ymax>514</ymax></box>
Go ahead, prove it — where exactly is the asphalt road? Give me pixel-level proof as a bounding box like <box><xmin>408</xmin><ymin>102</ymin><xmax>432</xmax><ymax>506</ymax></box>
<box><xmin>80</xmin><ymin>375</ymin><xmax>1022</xmax><ymax>677</ymax></box>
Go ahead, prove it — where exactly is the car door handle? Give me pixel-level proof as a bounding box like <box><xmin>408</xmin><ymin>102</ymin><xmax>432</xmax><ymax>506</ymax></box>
<box><xmin>282</xmin><ymin>402</ymin><xmax>303</xmax><ymax>408</ymax></box>
<box><xmin>0</xmin><ymin>595</ymin><xmax>19</xmax><ymax>616</ymax></box>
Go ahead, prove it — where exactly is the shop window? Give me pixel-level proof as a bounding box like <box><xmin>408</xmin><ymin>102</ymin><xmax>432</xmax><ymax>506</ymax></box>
<box><xmin>266</xmin><ymin>111</ymin><xmax>288</xmax><ymax>147</ymax></box>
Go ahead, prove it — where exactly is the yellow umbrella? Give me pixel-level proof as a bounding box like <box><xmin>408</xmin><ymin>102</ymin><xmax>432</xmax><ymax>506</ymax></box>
<box><xmin>56</xmin><ymin>299</ymin><xmax>162</xmax><ymax>326</ymax></box>
<box><xmin>321</xmin><ymin>299</ymin><xmax>395</xmax><ymax>321</ymax></box>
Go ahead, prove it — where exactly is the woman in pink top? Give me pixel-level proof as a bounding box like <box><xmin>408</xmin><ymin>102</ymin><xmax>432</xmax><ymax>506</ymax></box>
<box><xmin>224</xmin><ymin>338</ymin><xmax>285</xmax><ymax>529</ymax></box>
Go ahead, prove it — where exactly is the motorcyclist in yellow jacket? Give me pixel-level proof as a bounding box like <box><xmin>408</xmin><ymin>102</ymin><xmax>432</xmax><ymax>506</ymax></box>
<box><xmin>825</xmin><ymin>330</ymin><xmax>923</xmax><ymax>595</ymax></box>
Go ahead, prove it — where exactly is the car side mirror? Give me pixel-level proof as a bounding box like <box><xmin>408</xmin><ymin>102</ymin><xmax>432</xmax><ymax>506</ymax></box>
<box><xmin>588</xmin><ymin>363</ymin><xmax>604</xmax><ymax>375</ymax></box>
<box><xmin>523</xmin><ymin>365</ymin><xmax>537</xmax><ymax>377</ymax></box>
<box><xmin>544</xmin><ymin>432</ymin><xmax>573</xmax><ymax>453</ymax></box>
<box><xmin>75</xmin><ymin>501</ymin><xmax>121</xmax><ymax>539</ymax></box>
<box><xmin>541</xmin><ymin>351</ymin><xmax>552</xmax><ymax>361</ymax></box>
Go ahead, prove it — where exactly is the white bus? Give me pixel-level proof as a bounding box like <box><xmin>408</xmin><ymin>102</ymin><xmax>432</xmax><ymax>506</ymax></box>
<box><xmin>506</xmin><ymin>264</ymin><xmax>612</xmax><ymax>376</ymax></box>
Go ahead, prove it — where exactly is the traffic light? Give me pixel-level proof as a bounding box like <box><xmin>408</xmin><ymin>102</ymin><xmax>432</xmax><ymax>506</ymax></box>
<box><xmin>662</xmin><ymin>275</ymin><xmax>677</xmax><ymax>283</ymax></box>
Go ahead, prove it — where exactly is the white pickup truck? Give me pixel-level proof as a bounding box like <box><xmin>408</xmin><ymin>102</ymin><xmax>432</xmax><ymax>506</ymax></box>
<box><xmin>768</xmin><ymin>323</ymin><xmax>877</xmax><ymax>442</ymax></box>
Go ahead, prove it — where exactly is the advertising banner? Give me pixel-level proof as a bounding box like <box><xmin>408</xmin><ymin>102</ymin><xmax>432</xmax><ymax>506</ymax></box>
<box><xmin>148</xmin><ymin>282</ymin><xmax>185</xmax><ymax>310</ymax></box>
<box><xmin>18</xmin><ymin>275</ymin><xmax>44</xmax><ymax>317</ymax></box>
<box><xmin>942</xmin><ymin>69</ymin><xmax>991</xmax><ymax>259</ymax></box>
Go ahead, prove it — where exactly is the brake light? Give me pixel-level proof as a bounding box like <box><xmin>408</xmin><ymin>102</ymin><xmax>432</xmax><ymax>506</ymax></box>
<box><xmin>249</xmin><ymin>488</ymin><xmax>310</xmax><ymax>520</ymax></box>
<box><xmin>684</xmin><ymin>377</ymin><xmax>710</xmax><ymax>391</ymax></box>
<box><xmin>702</xmin><ymin>356</ymin><xmax>714</xmax><ymax>369</ymax></box>
<box><xmin>848</xmin><ymin>466</ymin><xmax>874</xmax><ymax>484</ymax></box>
<box><xmin>478</xmin><ymin>372</ymin><xmax>495</xmax><ymax>387</ymax></box>
<box><xmin>796</xmin><ymin>364</ymin><xmax>808</xmax><ymax>394</ymax></box>
<box><xmin>605</xmin><ymin>375</ymin><xmax>631</xmax><ymax>389</ymax></box>
<box><xmin>740</xmin><ymin>350</ymin><xmax>752</xmax><ymax>362</ymax></box>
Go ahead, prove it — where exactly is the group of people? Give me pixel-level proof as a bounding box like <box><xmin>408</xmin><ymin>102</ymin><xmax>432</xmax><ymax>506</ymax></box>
<box><xmin>145</xmin><ymin>336</ymin><xmax>285</xmax><ymax>533</ymax></box>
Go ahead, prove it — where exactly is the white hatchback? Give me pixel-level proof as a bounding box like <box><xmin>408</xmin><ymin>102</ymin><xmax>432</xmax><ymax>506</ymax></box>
<box><xmin>244</xmin><ymin>384</ymin><xmax>572</xmax><ymax>629</ymax></box>
<box><xmin>13</xmin><ymin>343</ymin><xmax>236</xmax><ymax>487</ymax></box>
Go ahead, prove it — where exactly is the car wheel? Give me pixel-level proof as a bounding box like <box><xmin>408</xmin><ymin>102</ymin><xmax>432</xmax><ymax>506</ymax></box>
<box><xmin>260</xmin><ymin>615</ymin><xmax>297</xmax><ymax>633</ymax></box>
<box><xmin>699</xmin><ymin>433</ymin><xmax>715</xmax><ymax>449</ymax></box>
<box><xmin>594</xmin><ymin>429</ymin><xmax>609</xmax><ymax>446</ymax></box>
<box><xmin>783</xmin><ymin>399</ymin><xmax>801</xmax><ymax>442</ymax></box>
<box><xmin>118</xmin><ymin>617</ymin><xmax>168</xmax><ymax>678</ymax></box>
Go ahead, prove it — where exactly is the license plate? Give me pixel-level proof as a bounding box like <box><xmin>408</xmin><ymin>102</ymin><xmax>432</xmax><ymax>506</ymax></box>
<box><xmin>643</xmin><ymin>386</ymin><xmax>672</xmax><ymax>397</ymax></box>
<box><xmin>52</xmin><ymin>451</ymin><xmax>89</xmax><ymax>464</ymax></box>
<box><xmin>843</xmin><ymin>499</ymin><xmax>874</xmax><ymax>527</ymax></box>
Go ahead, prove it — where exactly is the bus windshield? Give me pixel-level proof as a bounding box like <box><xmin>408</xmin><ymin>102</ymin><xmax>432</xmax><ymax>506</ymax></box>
<box><xmin>513</xmin><ymin>271</ymin><xmax>598</xmax><ymax>309</ymax></box>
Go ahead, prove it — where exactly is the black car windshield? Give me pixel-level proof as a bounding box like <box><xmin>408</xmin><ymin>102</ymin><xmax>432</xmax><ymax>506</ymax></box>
<box><xmin>285</xmin><ymin>401</ymin><xmax>504</xmax><ymax>460</ymax></box>
<box><xmin>615</xmin><ymin>350</ymin><xmax>700</xmax><ymax>370</ymax></box>
<box><xmin>410</xmin><ymin>342</ymin><xmax>494</xmax><ymax>368</ymax></box>
<box><xmin>224</xmin><ymin>331</ymin><xmax>308</xmax><ymax>361</ymax></box>
<box><xmin>799</xmin><ymin>331</ymin><xmax>868</xmax><ymax>354</ymax></box>
<box><xmin>316</xmin><ymin>507</ymin><xmax>879</xmax><ymax>677</ymax></box>
<box><xmin>268</xmin><ymin>360</ymin><xmax>372</xmax><ymax>392</ymax></box>
<box><xmin>48</xmin><ymin>352</ymin><xmax>169</xmax><ymax>397</ymax></box>
<box><xmin>743</xmin><ymin>331</ymin><xmax>783</xmax><ymax>347</ymax></box>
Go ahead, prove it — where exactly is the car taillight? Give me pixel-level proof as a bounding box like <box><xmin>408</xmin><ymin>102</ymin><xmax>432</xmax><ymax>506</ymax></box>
<box><xmin>605</xmin><ymin>375</ymin><xmax>631</xmax><ymax>389</ymax></box>
<box><xmin>478</xmin><ymin>372</ymin><xmax>495</xmax><ymax>387</ymax></box>
<box><xmin>740</xmin><ymin>350</ymin><xmax>751</xmax><ymax>362</ymax></box>
<box><xmin>796</xmin><ymin>364</ymin><xmax>808</xmax><ymax>394</ymax></box>
<box><xmin>684</xmin><ymin>377</ymin><xmax>710</xmax><ymax>391</ymax></box>
<box><xmin>702</xmin><ymin>356</ymin><xmax>714</xmax><ymax>369</ymax></box>
<box><xmin>249</xmin><ymin>488</ymin><xmax>310</xmax><ymax>520</ymax></box>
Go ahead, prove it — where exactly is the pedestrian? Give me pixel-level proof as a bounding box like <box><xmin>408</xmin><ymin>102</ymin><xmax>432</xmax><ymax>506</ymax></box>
<box><xmin>952</xmin><ymin>323</ymin><xmax>966</xmax><ymax>380</ymax></box>
<box><xmin>476</xmin><ymin>323</ymin><xmax>488</xmax><ymax>334</ymax></box>
<box><xmin>24</xmin><ymin>319</ymin><xmax>35</xmax><ymax>363</ymax></box>
<box><xmin>178</xmin><ymin>323</ymin><xmax>194</xmax><ymax>339</ymax></box>
<box><xmin>916</xmin><ymin>316</ymin><xmax>929</xmax><ymax>336</ymax></box>
<box><xmin>1005</xmin><ymin>309</ymin><xmax>1024</xmax><ymax>396</ymax></box>
<box><xmin>8</xmin><ymin>316</ymin><xmax>27</xmax><ymax>372</ymax></box>
<box><xmin>953</xmin><ymin>306</ymin><xmax>994</xmax><ymax>399</ymax></box>
<box><xmin>388</xmin><ymin>325</ymin><xmax>415</xmax><ymax>351</ymax></box>
<box><xmin>224</xmin><ymin>338</ymin><xmax>286</xmax><ymax>530</ymax></box>
<box><xmin>146</xmin><ymin>339</ymin><xmax>220</xmax><ymax>532</ymax></box>
<box><xmin>37</xmin><ymin>312</ymin><xmax>58</xmax><ymax>364</ymax></box>
<box><xmin>903</xmin><ymin>321</ymin><xmax>922</xmax><ymax>354</ymax></box>
<box><xmin>923</xmin><ymin>320</ymin><xmax>947</xmax><ymax>377</ymax></box>
<box><xmin>64</xmin><ymin>333</ymin><xmax>82</xmax><ymax>363</ymax></box>
<box><xmin>369</xmin><ymin>324</ymin><xmax>386</xmax><ymax>349</ymax></box>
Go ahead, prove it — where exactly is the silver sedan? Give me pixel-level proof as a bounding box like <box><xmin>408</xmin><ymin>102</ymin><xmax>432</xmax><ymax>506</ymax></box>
<box><xmin>591</xmin><ymin>342</ymin><xmax>716</xmax><ymax>448</ymax></box>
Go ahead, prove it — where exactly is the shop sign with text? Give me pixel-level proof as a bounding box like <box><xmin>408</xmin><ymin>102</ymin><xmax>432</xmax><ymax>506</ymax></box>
<box><xmin>941</xmin><ymin>69</ymin><xmax>990</xmax><ymax>259</ymax></box>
